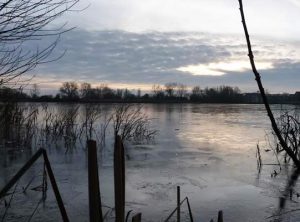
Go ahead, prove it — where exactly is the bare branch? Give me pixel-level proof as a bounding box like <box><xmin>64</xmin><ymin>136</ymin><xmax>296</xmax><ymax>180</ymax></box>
<box><xmin>238</xmin><ymin>0</ymin><xmax>300</xmax><ymax>167</ymax></box>
<box><xmin>0</xmin><ymin>0</ymin><xmax>79</xmax><ymax>86</ymax></box>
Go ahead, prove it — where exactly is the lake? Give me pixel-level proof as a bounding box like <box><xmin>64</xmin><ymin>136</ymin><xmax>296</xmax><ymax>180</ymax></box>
<box><xmin>1</xmin><ymin>103</ymin><xmax>300</xmax><ymax>221</ymax></box>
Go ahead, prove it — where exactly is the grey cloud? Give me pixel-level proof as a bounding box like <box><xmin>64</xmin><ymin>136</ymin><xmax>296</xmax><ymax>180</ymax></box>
<box><xmin>30</xmin><ymin>30</ymin><xmax>300</xmax><ymax>93</ymax></box>
<box><xmin>37</xmin><ymin>30</ymin><xmax>228</xmax><ymax>74</ymax></box>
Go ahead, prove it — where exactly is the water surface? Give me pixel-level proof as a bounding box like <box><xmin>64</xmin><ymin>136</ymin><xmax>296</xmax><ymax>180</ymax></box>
<box><xmin>1</xmin><ymin>103</ymin><xmax>299</xmax><ymax>221</ymax></box>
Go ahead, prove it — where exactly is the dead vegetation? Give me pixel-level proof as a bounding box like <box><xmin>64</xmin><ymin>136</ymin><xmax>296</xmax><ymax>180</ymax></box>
<box><xmin>256</xmin><ymin>109</ymin><xmax>300</xmax><ymax>172</ymax></box>
<box><xmin>0</xmin><ymin>102</ymin><xmax>38</xmax><ymax>149</ymax></box>
<box><xmin>276</xmin><ymin>110</ymin><xmax>300</xmax><ymax>163</ymax></box>
<box><xmin>0</xmin><ymin>102</ymin><xmax>157</xmax><ymax>153</ymax></box>
<box><xmin>112</xmin><ymin>104</ymin><xmax>157</xmax><ymax>143</ymax></box>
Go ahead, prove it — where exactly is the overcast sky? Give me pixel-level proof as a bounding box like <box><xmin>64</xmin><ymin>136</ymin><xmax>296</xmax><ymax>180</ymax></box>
<box><xmin>27</xmin><ymin>0</ymin><xmax>300</xmax><ymax>94</ymax></box>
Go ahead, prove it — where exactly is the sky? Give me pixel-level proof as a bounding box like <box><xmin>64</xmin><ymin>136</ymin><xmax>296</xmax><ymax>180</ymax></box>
<box><xmin>26</xmin><ymin>0</ymin><xmax>300</xmax><ymax>94</ymax></box>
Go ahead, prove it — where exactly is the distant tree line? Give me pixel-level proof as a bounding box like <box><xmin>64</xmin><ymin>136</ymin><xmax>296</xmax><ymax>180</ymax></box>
<box><xmin>0</xmin><ymin>82</ymin><xmax>299</xmax><ymax>104</ymax></box>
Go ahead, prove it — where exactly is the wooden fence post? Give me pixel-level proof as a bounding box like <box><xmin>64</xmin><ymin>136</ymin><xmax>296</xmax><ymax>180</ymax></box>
<box><xmin>87</xmin><ymin>140</ymin><xmax>103</xmax><ymax>222</ymax></box>
<box><xmin>217</xmin><ymin>210</ymin><xmax>223</xmax><ymax>222</ymax></box>
<box><xmin>132</xmin><ymin>213</ymin><xmax>142</xmax><ymax>222</ymax></box>
<box><xmin>177</xmin><ymin>186</ymin><xmax>180</xmax><ymax>222</ymax></box>
<box><xmin>114</xmin><ymin>135</ymin><xmax>125</xmax><ymax>222</ymax></box>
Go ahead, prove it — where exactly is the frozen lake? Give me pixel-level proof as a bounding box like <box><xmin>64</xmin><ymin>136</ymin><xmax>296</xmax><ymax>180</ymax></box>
<box><xmin>1</xmin><ymin>103</ymin><xmax>300</xmax><ymax>221</ymax></box>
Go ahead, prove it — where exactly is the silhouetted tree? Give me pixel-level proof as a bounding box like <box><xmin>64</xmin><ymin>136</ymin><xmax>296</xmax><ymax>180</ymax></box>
<box><xmin>176</xmin><ymin>84</ymin><xmax>188</xmax><ymax>98</ymax></box>
<box><xmin>80</xmin><ymin>82</ymin><xmax>92</xmax><ymax>99</ymax></box>
<box><xmin>200</xmin><ymin>86</ymin><xmax>241</xmax><ymax>103</ymax></box>
<box><xmin>59</xmin><ymin>82</ymin><xmax>79</xmax><ymax>100</ymax></box>
<box><xmin>152</xmin><ymin>84</ymin><xmax>164</xmax><ymax>99</ymax></box>
<box><xmin>116</xmin><ymin>89</ymin><xmax>123</xmax><ymax>99</ymax></box>
<box><xmin>0</xmin><ymin>86</ymin><xmax>28</xmax><ymax>101</ymax></box>
<box><xmin>192</xmin><ymin>86</ymin><xmax>201</xmax><ymax>95</ymax></box>
<box><xmin>190</xmin><ymin>86</ymin><xmax>202</xmax><ymax>101</ymax></box>
<box><xmin>0</xmin><ymin>0</ymin><xmax>78</xmax><ymax>86</ymax></box>
<box><xmin>142</xmin><ymin>93</ymin><xmax>150</xmax><ymax>99</ymax></box>
<box><xmin>101</xmin><ymin>85</ymin><xmax>115</xmax><ymax>99</ymax></box>
<box><xmin>123</xmin><ymin>88</ymin><xmax>136</xmax><ymax>100</ymax></box>
<box><xmin>164</xmin><ymin>82</ymin><xmax>177</xmax><ymax>97</ymax></box>
<box><xmin>137</xmin><ymin>89</ymin><xmax>141</xmax><ymax>98</ymax></box>
<box><xmin>295</xmin><ymin>92</ymin><xmax>300</xmax><ymax>103</ymax></box>
<box><xmin>30</xmin><ymin>84</ymin><xmax>40</xmax><ymax>99</ymax></box>
<box><xmin>93</xmin><ymin>84</ymin><xmax>115</xmax><ymax>99</ymax></box>
<box><xmin>80</xmin><ymin>82</ymin><xmax>100</xmax><ymax>100</ymax></box>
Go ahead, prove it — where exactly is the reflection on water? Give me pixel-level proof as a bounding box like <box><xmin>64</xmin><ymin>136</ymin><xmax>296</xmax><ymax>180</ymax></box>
<box><xmin>0</xmin><ymin>103</ymin><xmax>300</xmax><ymax>222</ymax></box>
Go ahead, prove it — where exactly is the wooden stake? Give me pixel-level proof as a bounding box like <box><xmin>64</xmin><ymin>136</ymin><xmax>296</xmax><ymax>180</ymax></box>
<box><xmin>132</xmin><ymin>213</ymin><xmax>142</xmax><ymax>222</ymax></box>
<box><xmin>87</xmin><ymin>140</ymin><xmax>103</xmax><ymax>222</ymax></box>
<box><xmin>114</xmin><ymin>135</ymin><xmax>125</xmax><ymax>222</ymax></box>
<box><xmin>217</xmin><ymin>210</ymin><xmax>223</xmax><ymax>222</ymax></box>
<box><xmin>177</xmin><ymin>186</ymin><xmax>180</xmax><ymax>222</ymax></box>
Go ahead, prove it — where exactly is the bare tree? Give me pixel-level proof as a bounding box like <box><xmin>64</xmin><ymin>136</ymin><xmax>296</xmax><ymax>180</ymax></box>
<box><xmin>176</xmin><ymin>83</ymin><xmax>187</xmax><ymax>98</ymax></box>
<box><xmin>80</xmin><ymin>82</ymin><xmax>92</xmax><ymax>99</ymax></box>
<box><xmin>192</xmin><ymin>86</ymin><xmax>201</xmax><ymax>96</ymax></box>
<box><xmin>164</xmin><ymin>82</ymin><xmax>177</xmax><ymax>97</ymax></box>
<box><xmin>0</xmin><ymin>0</ymin><xmax>79</xmax><ymax>86</ymax></box>
<box><xmin>30</xmin><ymin>83</ymin><xmax>40</xmax><ymax>98</ymax></box>
<box><xmin>59</xmin><ymin>81</ymin><xmax>79</xmax><ymax>100</ymax></box>
<box><xmin>137</xmin><ymin>88</ymin><xmax>141</xmax><ymax>98</ymax></box>
<box><xmin>152</xmin><ymin>84</ymin><xmax>164</xmax><ymax>98</ymax></box>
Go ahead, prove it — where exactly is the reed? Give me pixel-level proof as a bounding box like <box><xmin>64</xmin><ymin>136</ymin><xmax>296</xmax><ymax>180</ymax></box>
<box><xmin>112</xmin><ymin>104</ymin><xmax>157</xmax><ymax>143</ymax></box>
<box><xmin>0</xmin><ymin>102</ymin><xmax>38</xmax><ymax>149</ymax></box>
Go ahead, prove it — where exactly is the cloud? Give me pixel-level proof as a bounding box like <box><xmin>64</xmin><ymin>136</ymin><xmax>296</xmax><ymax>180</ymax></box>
<box><xmin>288</xmin><ymin>0</ymin><xmax>300</xmax><ymax>7</ymax></box>
<box><xmin>28</xmin><ymin>30</ymin><xmax>300</xmax><ymax>93</ymax></box>
<box><xmin>58</xmin><ymin>0</ymin><xmax>300</xmax><ymax>40</ymax></box>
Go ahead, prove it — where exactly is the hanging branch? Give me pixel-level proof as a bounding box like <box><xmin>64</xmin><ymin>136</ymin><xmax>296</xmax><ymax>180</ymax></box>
<box><xmin>0</xmin><ymin>0</ymin><xmax>79</xmax><ymax>86</ymax></box>
<box><xmin>238</xmin><ymin>0</ymin><xmax>300</xmax><ymax>167</ymax></box>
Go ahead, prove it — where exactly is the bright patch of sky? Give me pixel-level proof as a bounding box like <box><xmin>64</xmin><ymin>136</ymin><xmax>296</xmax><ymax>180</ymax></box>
<box><xmin>177</xmin><ymin>61</ymin><xmax>274</xmax><ymax>76</ymax></box>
